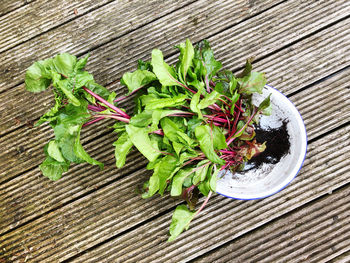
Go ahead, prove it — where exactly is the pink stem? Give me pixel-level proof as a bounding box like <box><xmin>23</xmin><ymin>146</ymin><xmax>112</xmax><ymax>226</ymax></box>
<box><xmin>96</xmin><ymin>114</ymin><xmax>130</xmax><ymax>123</ymax></box>
<box><xmin>83</xmin><ymin>87</ymin><xmax>130</xmax><ymax>119</ymax></box>
<box><xmin>83</xmin><ymin>117</ymin><xmax>105</xmax><ymax>127</ymax></box>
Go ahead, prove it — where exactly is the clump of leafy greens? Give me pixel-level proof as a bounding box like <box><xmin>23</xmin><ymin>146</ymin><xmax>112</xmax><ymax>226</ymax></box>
<box><xmin>25</xmin><ymin>39</ymin><xmax>271</xmax><ymax>241</ymax></box>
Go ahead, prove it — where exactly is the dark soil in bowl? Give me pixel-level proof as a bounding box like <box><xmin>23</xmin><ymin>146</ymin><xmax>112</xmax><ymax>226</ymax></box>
<box><xmin>247</xmin><ymin>120</ymin><xmax>290</xmax><ymax>170</ymax></box>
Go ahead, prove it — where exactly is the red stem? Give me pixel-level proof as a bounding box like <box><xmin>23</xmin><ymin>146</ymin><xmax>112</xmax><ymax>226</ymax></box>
<box><xmin>83</xmin><ymin>87</ymin><xmax>130</xmax><ymax>119</ymax></box>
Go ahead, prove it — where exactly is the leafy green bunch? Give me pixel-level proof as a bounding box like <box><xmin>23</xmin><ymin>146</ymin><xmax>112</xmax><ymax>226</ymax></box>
<box><xmin>25</xmin><ymin>39</ymin><xmax>271</xmax><ymax>241</ymax></box>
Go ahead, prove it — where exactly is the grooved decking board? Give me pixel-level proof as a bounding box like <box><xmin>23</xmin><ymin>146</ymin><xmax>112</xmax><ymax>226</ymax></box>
<box><xmin>0</xmin><ymin>0</ymin><xmax>279</xmax><ymax>93</ymax></box>
<box><xmin>1</xmin><ymin>124</ymin><xmax>346</xmax><ymax>262</ymax></box>
<box><xmin>1</xmin><ymin>10</ymin><xmax>349</xmax><ymax>236</ymax></box>
<box><xmin>1</xmin><ymin>60</ymin><xmax>348</xmax><ymax>239</ymax></box>
<box><xmin>290</xmin><ymin>68</ymin><xmax>350</xmax><ymax>140</ymax></box>
<box><xmin>0</xmin><ymin>0</ymin><xmax>34</xmax><ymax>17</ymax></box>
<box><xmin>1</xmin><ymin>0</ymin><xmax>349</xmax><ymax>136</ymax></box>
<box><xmin>193</xmin><ymin>185</ymin><xmax>350</xmax><ymax>263</ymax></box>
<box><xmin>0</xmin><ymin>0</ymin><xmax>114</xmax><ymax>53</ymax></box>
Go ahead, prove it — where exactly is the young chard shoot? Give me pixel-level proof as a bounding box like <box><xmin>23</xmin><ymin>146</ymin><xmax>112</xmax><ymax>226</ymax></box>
<box><xmin>25</xmin><ymin>39</ymin><xmax>271</xmax><ymax>241</ymax></box>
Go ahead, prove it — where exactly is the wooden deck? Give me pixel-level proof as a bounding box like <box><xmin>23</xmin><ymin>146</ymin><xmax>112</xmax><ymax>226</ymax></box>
<box><xmin>1</xmin><ymin>0</ymin><xmax>350</xmax><ymax>262</ymax></box>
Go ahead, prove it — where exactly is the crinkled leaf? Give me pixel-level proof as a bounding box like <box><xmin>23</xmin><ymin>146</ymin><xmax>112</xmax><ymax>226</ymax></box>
<box><xmin>35</xmin><ymin>91</ymin><xmax>62</xmax><ymax>126</ymax></box>
<box><xmin>168</xmin><ymin>204</ymin><xmax>195</xmax><ymax>242</ymax></box>
<box><xmin>125</xmin><ymin>125</ymin><xmax>160</xmax><ymax>162</ymax></box>
<box><xmin>195</xmin><ymin>125</ymin><xmax>225</xmax><ymax>165</ymax></box>
<box><xmin>47</xmin><ymin>140</ymin><xmax>65</xmax><ymax>162</ymax></box>
<box><xmin>151</xmin><ymin>49</ymin><xmax>180</xmax><ymax>87</ymax></box>
<box><xmin>121</xmin><ymin>69</ymin><xmax>156</xmax><ymax>94</ymax></box>
<box><xmin>75</xmin><ymin>71</ymin><xmax>94</xmax><ymax>90</ymax></box>
<box><xmin>39</xmin><ymin>155</ymin><xmax>70</xmax><ymax>181</ymax></box>
<box><xmin>53</xmin><ymin>53</ymin><xmax>77</xmax><ymax>76</ymax></box>
<box><xmin>238</xmin><ymin>72</ymin><xmax>266</xmax><ymax>95</ymax></box>
<box><xmin>198</xmin><ymin>40</ymin><xmax>222</xmax><ymax>79</ymax></box>
<box><xmin>25</xmin><ymin>60</ymin><xmax>53</xmax><ymax>92</ymax></box>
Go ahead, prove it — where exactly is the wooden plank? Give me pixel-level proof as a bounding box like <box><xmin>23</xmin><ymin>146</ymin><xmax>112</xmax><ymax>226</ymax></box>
<box><xmin>0</xmin><ymin>0</ymin><xmax>283</xmax><ymax>186</ymax></box>
<box><xmin>291</xmin><ymin>68</ymin><xmax>350</xmax><ymax>140</ymax></box>
<box><xmin>0</xmin><ymin>0</ymin><xmax>349</xmax><ymax>235</ymax></box>
<box><xmin>192</xmin><ymin>185</ymin><xmax>350</xmax><ymax>263</ymax></box>
<box><xmin>1</xmin><ymin>124</ymin><xmax>349</xmax><ymax>262</ymax></box>
<box><xmin>0</xmin><ymin>0</ymin><xmax>114</xmax><ymax>53</ymax></box>
<box><xmin>0</xmin><ymin>0</ymin><xmax>275</xmax><ymax>92</ymax></box>
<box><xmin>1</xmin><ymin>0</ymin><xmax>349</xmax><ymax>135</ymax></box>
<box><xmin>329</xmin><ymin>250</ymin><xmax>350</xmax><ymax>263</ymax></box>
<box><xmin>0</xmin><ymin>0</ymin><xmax>34</xmax><ymax>17</ymax></box>
<box><xmin>67</xmin><ymin>126</ymin><xmax>350</xmax><ymax>263</ymax></box>
<box><xmin>1</xmin><ymin>16</ymin><xmax>349</xmax><ymax>186</ymax></box>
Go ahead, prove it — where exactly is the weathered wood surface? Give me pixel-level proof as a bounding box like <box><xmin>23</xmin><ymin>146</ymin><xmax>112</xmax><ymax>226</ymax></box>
<box><xmin>194</xmin><ymin>184</ymin><xmax>350</xmax><ymax>263</ymax></box>
<box><xmin>0</xmin><ymin>0</ymin><xmax>34</xmax><ymax>17</ymax></box>
<box><xmin>1</xmin><ymin>0</ymin><xmax>350</xmax><ymax>262</ymax></box>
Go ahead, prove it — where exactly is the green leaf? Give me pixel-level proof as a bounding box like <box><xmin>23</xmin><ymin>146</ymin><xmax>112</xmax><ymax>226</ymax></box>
<box><xmin>168</xmin><ymin>204</ymin><xmax>195</xmax><ymax>242</ymax></box>
<box><xmin>144</xmin><ymin>94</ymin><xmax>187</xmax><ymax>110</ymax></box>
<box><xmin>113</xmin><ymin>132</ymin><xmax>134</xmax><ymax>168</ymax></box>
<box><xmin>121</xmin><ymin>70</ymin><xmax>156</xmax><ymax>94</ymax></box>
<box><xmin>35</xmin><ymin>91</ymin><xmax>62</xmax><ymax>126</ymax></box>
<box><xmin>143</xmin><ymin>155</ymin><xmax>178</xmax><ymax>198</ymax></box>
<box><xmin>198</xmin><ymin>180</ymin><xmax>210</xmax><ymax>196</ymax></box>
<box><xmin>39</xmin><ymin>156</ymin><xmax>70</xmax><ymax>181</ymax></box>
<box><xmin>198</xmin><ymin>90</ymin><xmax>221</xmax><ymax>109</ymax></box>
<box><xmin>25</xmin><ymin>60</ymin><xmax>52</xmax><ymax>92</ymax></box>
<box><xmin>209</xmin><ymin>166</ymin><xmax>220</xmax><ymax>192</ymax></box>
<box><xmin>85</xmin><ymin>81</ymin><xmax>111</xmax><ymax>100</ymax></box>
<box><xmin>47</xmin><ymin>140</ymin><xmax>65</xmax><ymax>162</ymax></box>
<box><xmin>192</xmin><ymin>160</ymin><xmax>210</xmax><ymax>185</ymax></box>
<box><xmin>75</xmin><ymin>54</ymin><xmax>89</xmax><ymax>71</ymax></box>
<box><xmin>151</xmin><ymin>109</ymin><xmax>186</xmax><ymax>130</ymax></box>
<box><xmin>190</xmin><ymin>82</ymin><xmax>204</xmax><ymax>119</ymax></box>
<box><xmin>238</xmin><ymin>72</ymin><xmax>267</xmax><ymax>95</ymax></box>
<box><xmin>198</xmin><ymin>40</ymin><xmax>222</xmax><ymax>79</ymax></box>
<box><xmin>125</xmin><ymin>125</ymin><xmax>161</xmax><ymax>162</ymax></box>
<box><xmin>130</xmin><ymin>110</ymin><xmax>153</xmax><ymax>127</ymax></box>
<box><xmin>195</xmin><ymin>125</ymin><xmax>225</xmax><ymax>165</ymax></box>
<box><xmin>171</xmin><ymin>168</ymin><xmax>193</xmax><ymax>196</ymax></box>
<box><xmin>74</xmin><ymin>126</ymin><xmax>104</xmax><ymax>169</ymax></box>
<box><xmin>257</xmin><ymin>94</ymin><xmax>271</xmax><ymax>112</ymax></box>
<box><xmin>53</xmin><ymin>76</ymin><xmax>81</xmax><ymax>106</ymax></box>
<box><xmin>75</xmin><ymin>71</ymin><xmax>94</xmax><ymax>90</ymax></box>
<box><xmin>53</xmin><ymin>53</ymin><xmax>77</xmax><ymax>76</ymax></box>
<box><xmin>212</xmin><ymin>125</ymin><xmax>227</xmax><ymax>150</ymax></box>
<box><xmin>178</xmin><ymin>39</ymin><xmax>194</xmax><ymax>81</ymax></box>
<box><xmin>236</xmin><ymin>57</ymin><xmax>253</xmax><ymax>78</ymax></box>
<box><xmin>151</xmin><ymin>49</ymin><xmax>180</xmax><ymax>87</ymax></box>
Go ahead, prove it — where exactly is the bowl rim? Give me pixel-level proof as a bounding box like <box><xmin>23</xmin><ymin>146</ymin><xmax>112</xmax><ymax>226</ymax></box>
<box><xmin>216</xmin><ymin>84</ymin><xmax>308</xmax><ymax>200</ymax></box>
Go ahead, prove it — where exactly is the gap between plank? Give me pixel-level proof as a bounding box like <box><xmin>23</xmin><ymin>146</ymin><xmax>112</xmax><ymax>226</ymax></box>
<box><xmin>190</xmin><ymin>180</ymin><xmax>350</xmax><ymax>263</ymax></box>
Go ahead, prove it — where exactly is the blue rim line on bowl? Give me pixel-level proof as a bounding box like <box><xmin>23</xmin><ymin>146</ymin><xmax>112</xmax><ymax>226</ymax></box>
<box><xmin>216</xmin><ymin>84</ymin><xmax>308</xmax><ymax>200</ymax></box>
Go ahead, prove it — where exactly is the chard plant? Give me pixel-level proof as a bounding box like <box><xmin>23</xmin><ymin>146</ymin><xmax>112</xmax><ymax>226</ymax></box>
<box><xmin>25</xmin><ymin>39</ymin><xmax>271</xmax><ymax>241</ymax></box>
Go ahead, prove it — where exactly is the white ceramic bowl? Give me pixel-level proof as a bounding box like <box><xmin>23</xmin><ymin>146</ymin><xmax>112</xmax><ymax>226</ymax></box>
<box><xmin>216</xmin><ymin>85</ymin><xmax>307</xmax><ymax>200</ymax></box>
